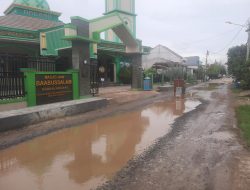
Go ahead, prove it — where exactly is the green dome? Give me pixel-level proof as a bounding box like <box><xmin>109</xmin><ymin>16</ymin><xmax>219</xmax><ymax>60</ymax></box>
<box><xmin>13</xmin><ymin>0</ymin><xmax>50</xmax><ymax>11</ymax></box>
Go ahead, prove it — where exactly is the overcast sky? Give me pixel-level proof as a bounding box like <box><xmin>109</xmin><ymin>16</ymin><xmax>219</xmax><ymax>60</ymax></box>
<box><xmin>1</xmin><ymin>0</ymin><xmax>250</xmax><ymax>64</ymax></box>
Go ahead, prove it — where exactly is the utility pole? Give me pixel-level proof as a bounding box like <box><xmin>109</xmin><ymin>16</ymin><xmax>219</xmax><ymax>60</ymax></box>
<box><xmin>205</xmin><ymin>50</ymin><xmax>209</xmax><ymax>81</ymax></box>
<box><xmin>226</xmin><ymin>20</ymin><xmax>250</xmax><ymax>62</ymax></box>
<box><xmin>205</xmin><ymin>50</ymin><xmax>209</xmax><ymax>66</ymax></box>
<box><xmin>247</xmin><ymin>22</ymin><xmax>250</xmax><ymax>61</ymax></box>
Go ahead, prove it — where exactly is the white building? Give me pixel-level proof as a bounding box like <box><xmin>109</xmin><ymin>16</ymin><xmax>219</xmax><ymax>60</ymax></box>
<box><xmin>142</xmin><ymin>45</ymin><xmax>185</xmax><ymax>70</ymax></box>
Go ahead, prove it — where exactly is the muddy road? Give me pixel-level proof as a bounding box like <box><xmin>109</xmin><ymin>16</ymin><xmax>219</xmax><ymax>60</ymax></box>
<box><xmin>0</xmin><ymin>91</ymin><xmax>200</xmax><ymax>190</ymax></box>
<box><xmin>1</xmin><ymin>82</ymin><xmax>250</xmax><ymax>190</ymax></box>
<box><xmin>99</xmin><ymin>83</ymin><xmax>250</xmax><ymax>190</ymax></box>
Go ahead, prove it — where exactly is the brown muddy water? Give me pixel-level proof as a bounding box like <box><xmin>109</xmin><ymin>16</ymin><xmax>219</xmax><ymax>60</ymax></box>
<box><xmin>196</xmin><ymin>83</ymin><xmax>223</xmax><ymax>91</ymax></box>
<box><xmin>0</xmin><ymin>98</ymin><xmax>200</xmax><ymax>190</ymax></box>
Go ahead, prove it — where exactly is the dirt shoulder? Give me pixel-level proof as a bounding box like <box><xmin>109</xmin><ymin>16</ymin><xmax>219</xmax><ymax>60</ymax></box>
<box><xmin>98</xmin><ymin>84</ymin><xmax>248</xmax><ymax>190</ymax></box>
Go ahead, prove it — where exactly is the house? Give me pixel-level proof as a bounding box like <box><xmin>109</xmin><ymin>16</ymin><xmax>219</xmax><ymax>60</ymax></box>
<box><xmin>142</xmin><ymin>45</ymin><xmax>186</xmax><ymax>80</ymax></box>
<box><xmin>184</xmin><ymin>56</ymin><xmax>201</xmax><ymax>77</ymax></box>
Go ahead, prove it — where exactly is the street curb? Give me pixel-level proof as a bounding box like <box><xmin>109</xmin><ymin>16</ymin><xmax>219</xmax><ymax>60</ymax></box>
<box><xmin>0</xmin><ymin>98</ymin><xmax>107</xmax><ymax>132</ymax></box>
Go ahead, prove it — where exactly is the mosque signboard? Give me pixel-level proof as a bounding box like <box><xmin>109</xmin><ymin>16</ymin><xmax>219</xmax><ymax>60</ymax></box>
<box><xmin>22</xmin><ymin>70</ymin><xmax>79</xmax><ymax>107</ymax></box>
<box><xmin>35</xmin><ymin>74</ymin><xmax>73</xmax><ymax>105</ymax></box>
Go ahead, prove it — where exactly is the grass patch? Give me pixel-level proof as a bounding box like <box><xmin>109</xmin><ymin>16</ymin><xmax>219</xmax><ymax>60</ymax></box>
<box><xmin>236</xmin><ymin>105</ymin><xmax>250</xmax><ymax>145</ymax></box>
<box><xmin>231</xmin><ymin>88</ymin><xmax>242</xmax><ymax>94</ymax></box>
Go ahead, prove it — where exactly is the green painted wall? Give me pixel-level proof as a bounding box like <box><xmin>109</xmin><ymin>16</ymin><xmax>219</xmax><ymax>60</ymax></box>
<box><xmin>23</xmin><ymin>69</ymin><xmax>36</xmax><ymax>106</ymax></box>
<box><xmin>41</xmin><ymin>28</ymin><xmax>72</xmax><ymax>56</ymax></box>
<box><xmin>70</xmin><ymin>70</ymin><xmax>80</xmax><ymax>100</ymax></box>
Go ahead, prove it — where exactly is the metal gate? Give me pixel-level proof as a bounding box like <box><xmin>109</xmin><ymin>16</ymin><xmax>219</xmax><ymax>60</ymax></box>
<box><xmin>0</xmin><ymin>72</ymin><xmax>25</xmax><ymax>99</ymax></box>
<box><xmin>0</xmin><ymin>53</ymin><xmax>59</xmax><ymax>100</ymax></box>
<box><xmin>90</xmin><ymin>59</ymin><xmax>99</xmax><ymax>96</ymax></box>
<box><xmin>0</xmin><ymin>53</ymin><xmax>57</xmax><ymax>72</ymax></box>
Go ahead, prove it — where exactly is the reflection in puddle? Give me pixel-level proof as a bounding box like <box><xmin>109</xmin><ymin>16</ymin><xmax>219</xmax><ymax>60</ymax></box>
<box><xmin>0</xmin><ymin>98</ymin><xmax>200</xmax><ymax>190</ymax></box>
<box><xmin>91</xmin><ymin>136</ymin><xmax>108</xmax><ymax>163</ymax></box>
<box><xmin>184</xmin><ymin>100</ymin><xmax>201</xmax><ymax>113</ymax></box>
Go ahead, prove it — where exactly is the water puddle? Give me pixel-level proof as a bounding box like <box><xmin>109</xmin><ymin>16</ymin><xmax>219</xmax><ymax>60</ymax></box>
<box><xmin>0</xmin><ymin>98</ymin><xmax>201</xmax><ymax>190</ymax></box>
<box><xmin>195</xmin><ymin>83</ymin><xmax>223</xmax><ymax>91</ymax></box>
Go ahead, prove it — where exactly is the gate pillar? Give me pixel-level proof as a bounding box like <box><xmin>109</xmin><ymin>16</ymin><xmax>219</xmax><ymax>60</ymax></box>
<box><xmin>72</xmin><ymin>41</ymin><xmax>90</xmax><ymax>96</ymax></box>
<box><xmin>131</xmin><ymin>54</ymin><xmax>143</xmax><ymax>89</ymax></box>
<box><xmin>71</xmin><ymin>17</ymin><xmax>91</xmax><ymax>96</ymax></box>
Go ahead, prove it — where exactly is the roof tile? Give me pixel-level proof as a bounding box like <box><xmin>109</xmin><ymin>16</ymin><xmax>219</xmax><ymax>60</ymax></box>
<box><xmin>0</xmin><ymin>14</ymin><xmax>63</xmax><ymax>31</ymax></box>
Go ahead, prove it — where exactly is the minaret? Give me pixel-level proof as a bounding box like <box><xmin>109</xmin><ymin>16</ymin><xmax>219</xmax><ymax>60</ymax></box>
<box><xmin>105</xmin><ymin>0</ymin><xmax>136</xmax><ymax>42</ymax></box>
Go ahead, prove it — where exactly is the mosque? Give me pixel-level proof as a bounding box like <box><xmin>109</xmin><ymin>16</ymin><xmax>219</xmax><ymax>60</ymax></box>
<box><xmin>0</xmin><ymin>0</ymin><xmax>143</xmax><ymax>99</ymax></box>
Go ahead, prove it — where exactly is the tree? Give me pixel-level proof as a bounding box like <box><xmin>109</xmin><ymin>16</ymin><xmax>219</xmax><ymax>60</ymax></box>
<box><xmin>227</xmin><ymin>44</ymin><xmax>250</xmax><ymax>89</ymax></box>
<box><xmin>144</xmin><ymin>68</ymin><xmax>157</xmax><ymax>77</ymax></box>
<box><xmin>207</xmin><ymin>62</ymin><xmax>226</xmax><ymax>79</ymax></box>
<box><xmin>227</xmin><ymin>44</ymin><xmax>247</xmax><ymax>81</ymax></box>
<box><xmin>197</xmin><ymin>65</ymin><xmax>205</xmax><ymax>81</ymax></box>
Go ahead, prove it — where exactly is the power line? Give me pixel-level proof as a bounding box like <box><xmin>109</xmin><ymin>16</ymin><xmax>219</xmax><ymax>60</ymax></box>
<box><xmin>210</xmin><ymin>27</ymin><xmax>244</xmax><ymax>55</ymax></box>
<box><xmin>185</xmin><ymin>27</ymin><xmax>240</xmax><ymax>45</ymax></box>
<box><xmin>175</xmin><ymin>28</ymin><xmax>241</xmax><ymax>52</ymax></box>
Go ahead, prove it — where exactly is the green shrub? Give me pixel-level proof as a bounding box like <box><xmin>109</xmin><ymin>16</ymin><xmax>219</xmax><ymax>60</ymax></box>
<box><xmin>227</xmin><ymin>45</ymin><xmax>250</xmax><ymax>90</ymax></box>
<box><xmin>240</xmin><ymin>80</ymin><xmax>249</xmax><ymax>90</ymax></box>
<box><xmin>144</xmin><ymin>68</ymin><xmax>156</xmax><ymax>77</ymax></box>
<box><xmin>186</xmin><ymin>75</ymin><xmax>197</xmax><ymax>84</ymax></box>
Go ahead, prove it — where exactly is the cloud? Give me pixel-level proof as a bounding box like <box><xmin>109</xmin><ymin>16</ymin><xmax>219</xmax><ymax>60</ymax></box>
<box><xmin>0</xmin><ymin>0</ymin><xmax>249</xmax><ymax>63</ymax></box>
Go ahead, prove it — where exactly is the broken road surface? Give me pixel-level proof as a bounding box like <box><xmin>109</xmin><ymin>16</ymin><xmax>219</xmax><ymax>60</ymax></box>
<box><xmin>99</xmin><ymin>82</ymin><xmax>250</xmax><ymax>190</ymax></box>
